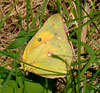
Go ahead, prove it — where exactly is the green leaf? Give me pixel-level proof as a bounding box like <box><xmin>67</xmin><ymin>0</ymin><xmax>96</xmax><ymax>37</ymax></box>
<box><xmin>0</xmin><ymin>78</ymin><xmax>52</xmax><ymax>93</ymax></box>
<box><xmin>7</xmin><ymin>30</ymin><xmax>29</xmax><ymax>49</ymax></box>
<box><xmin>7</xmin><ymin>30</ymin><xmax>36</xmax><ymax>49</ymax></box>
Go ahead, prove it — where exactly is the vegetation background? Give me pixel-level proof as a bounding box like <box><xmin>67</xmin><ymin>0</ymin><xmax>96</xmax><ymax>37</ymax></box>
<box><xmin>0</xmin><ymin>0</ymin><xmax>100</xmax><ymax>93</ymax></box>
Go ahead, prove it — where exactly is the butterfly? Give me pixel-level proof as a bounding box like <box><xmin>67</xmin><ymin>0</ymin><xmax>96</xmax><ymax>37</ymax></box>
<box><xmin>22</xmin><ymin>14</ymin><xmax>73</xmax><ymax>78</ymax></box>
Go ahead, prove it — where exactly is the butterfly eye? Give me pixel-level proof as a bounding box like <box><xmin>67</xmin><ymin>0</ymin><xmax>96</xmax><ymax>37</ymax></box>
<box><xmin>38</xmin><ymin>38</ymin><xmax>42</xmax><ymax>42</ymax></box>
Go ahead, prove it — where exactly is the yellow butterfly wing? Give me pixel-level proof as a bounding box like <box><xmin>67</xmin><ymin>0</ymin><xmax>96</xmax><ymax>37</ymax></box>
<box><xmin>23</xmin><ymin>14</ymin><xmax>73</xmax><ymax>78</ymax></box>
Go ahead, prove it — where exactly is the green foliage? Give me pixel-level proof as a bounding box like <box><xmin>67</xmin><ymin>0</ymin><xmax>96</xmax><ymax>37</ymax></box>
<box><xmin>7</xmin><ymin>30</ymin><xmax>36</xmax><ymax>49</ymax></box>
<box><xmin>0</xmin><ymin>77</ymin><xmax>53</xmax><ymax>93</ymax></box>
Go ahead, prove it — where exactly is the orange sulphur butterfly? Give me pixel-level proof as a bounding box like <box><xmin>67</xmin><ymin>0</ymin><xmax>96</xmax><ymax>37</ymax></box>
<box><xmin>22</xmin><ymin>14</ymin><xmax>73</xmax><ymax>78</ymax></box>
